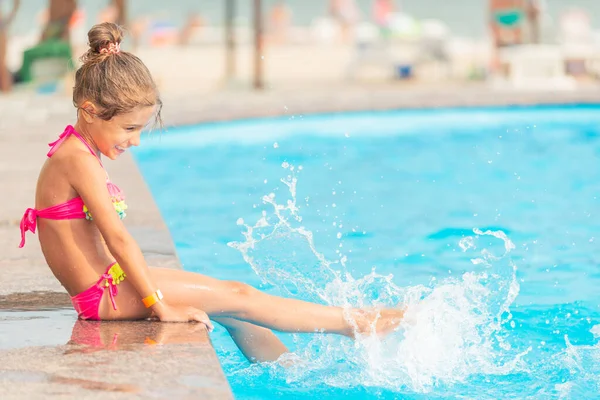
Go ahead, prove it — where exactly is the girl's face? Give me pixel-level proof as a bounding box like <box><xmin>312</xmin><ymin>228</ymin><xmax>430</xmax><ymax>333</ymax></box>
<box><xmin>86</xmin><ymin>105</ymin><xmax>157</xmax><ymax>160</ymax></box>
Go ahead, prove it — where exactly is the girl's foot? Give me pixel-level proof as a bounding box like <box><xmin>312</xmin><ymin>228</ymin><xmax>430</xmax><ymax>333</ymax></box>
<box><xmin>344</xmin><ymin>307</ymin><xmax>405</xmax><ymax>339</ymax></box>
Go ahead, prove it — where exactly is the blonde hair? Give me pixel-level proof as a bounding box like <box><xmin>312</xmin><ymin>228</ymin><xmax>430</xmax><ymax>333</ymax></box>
<box><xmin>73</xmin><ymin>22</ymin><xmax>162</xmax><ymax>125</ymax></box>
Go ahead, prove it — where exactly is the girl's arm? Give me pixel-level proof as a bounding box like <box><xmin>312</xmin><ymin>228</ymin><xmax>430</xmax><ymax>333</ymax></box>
<box><xmin>67</xmin><ymin>151</ymin><xmax>211</xmax><ymax>328</ymax></box>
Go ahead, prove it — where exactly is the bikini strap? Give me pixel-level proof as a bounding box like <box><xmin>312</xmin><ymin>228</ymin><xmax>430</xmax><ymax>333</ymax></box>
<box><xmin>47</xmin><ymin>125</ymin><xmax>103</xmax><ymax>167</ymax></box>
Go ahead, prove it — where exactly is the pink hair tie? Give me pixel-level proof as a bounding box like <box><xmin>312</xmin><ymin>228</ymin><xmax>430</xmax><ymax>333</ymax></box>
<box><xmin>100</xmin><ymin>42</ymin><xmax>120</xmax><ymax>54</ymax></box>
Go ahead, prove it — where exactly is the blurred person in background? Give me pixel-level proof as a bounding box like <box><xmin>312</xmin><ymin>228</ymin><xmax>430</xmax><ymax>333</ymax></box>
<box><xmin>373</xmin><ymin>0</ymin><xmax>395</xmax><ymax>38</ymax></box>
<box><xmin>0</xmin><ymin>0</ymin><xmax>20</xmax><ymax>92</ymax></box>
<box><xmin>329</xmin><ymin>0</ymin><xmax>360</xmax><ymax>43</ymax></box>
<box><xmin>526</xmin><ymin>0</ymin><xmax>541</xmax><ymax>44</ymax></box>
<box><xmin>179</xmin><ymin>12</ymin><xmax>205</xmax><ymax>46</ymax></box>
<box><xmin>489</xmin><ymin>0</ymin><xmax>525</xmax><ymax>73</ymax></box>
<box><xmin>268</xmin><ymin>1</ymin><xmax>292</xmax><ymax>45</ymax></box>
<box><xmin>489</xmin><ymin>0</ymin><xmax>545</xmax><ymax>73</ymax></box>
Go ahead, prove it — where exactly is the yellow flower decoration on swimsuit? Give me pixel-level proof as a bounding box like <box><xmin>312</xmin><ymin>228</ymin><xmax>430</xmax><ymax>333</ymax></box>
<box><xmin>107</xmin><ymin>263</ymin><xmax>126</xmax><ymax>285</ymax></box>
<box><xmin>83</xmin><ymin>198</ymin><xmax>127</xmax><ymax>221</ymax></box>
<box><xmin>113</xmin><ymin>199</ymin><xmax>128</xmax><ymax>219</ymax></box>
<box><xmin>83</xmin><ymin>205</ymin><xmax>92</xmax><ymax>221</ymax></box>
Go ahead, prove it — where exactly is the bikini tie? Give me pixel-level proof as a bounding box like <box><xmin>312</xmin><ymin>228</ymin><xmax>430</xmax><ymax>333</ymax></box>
<box><xmin>99</xmin><ymin>272</ymin><xmax>119</xmax><ymax>311</ymax></box>
<box><xmin>47</xmin><ymin>125</ymin><xmax>75</xmax><ymax>157</ymax></box>
<box><xmin>19</xmin><ymin>208</ymin><xmax>37</xmax><ymax>248</ymax></box>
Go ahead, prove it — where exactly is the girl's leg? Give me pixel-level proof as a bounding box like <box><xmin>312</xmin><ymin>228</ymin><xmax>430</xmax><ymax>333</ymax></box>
<box><xmin>213</xmin><ymin>316</ymin><xmax>289</xmax><ymax>363</ymax></box>
<box><xmin>151</xmin><ymin>267</ymin><xmax>352</xmax><ymax>335</ymax></box>
<box><xmin>110</xmin><ymin>267</ymin><xmax>404</xmax><ymax>338</ymax></box>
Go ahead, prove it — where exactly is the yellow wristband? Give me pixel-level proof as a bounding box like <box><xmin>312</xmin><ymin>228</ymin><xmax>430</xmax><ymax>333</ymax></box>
<box><xmin>142</xmin><ymin>289</ymin><xmax>164</xmax><ymax>308</ymax></box>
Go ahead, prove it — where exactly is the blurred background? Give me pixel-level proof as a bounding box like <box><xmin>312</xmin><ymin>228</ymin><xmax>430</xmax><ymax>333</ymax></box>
<box><xmin>1</xmin><ymin>0</ymin><xmax>600</xmax><ymax>97</ymax></box>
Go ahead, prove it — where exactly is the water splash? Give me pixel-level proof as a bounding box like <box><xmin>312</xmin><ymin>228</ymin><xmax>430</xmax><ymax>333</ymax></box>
<box><xmin>555</xmin><ymin>329</ymin><xmax>600</xmax><ymax>398</ymax></box>
<box><xmin>227</xmin><ymin>165</ymin><xmax>529</xmax><ymax>394</ymax></box>
<box><xmin>229</xmin><ymin>163</ymin><xmax>345</xmax><ymax>304</ymax></box>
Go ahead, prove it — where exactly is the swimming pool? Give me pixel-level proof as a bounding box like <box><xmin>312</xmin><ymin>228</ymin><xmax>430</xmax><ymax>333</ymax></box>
<box><xmin>133</xmin><ymin>105</ymin><xmax>600</xmax><ymax>399</ymax></box>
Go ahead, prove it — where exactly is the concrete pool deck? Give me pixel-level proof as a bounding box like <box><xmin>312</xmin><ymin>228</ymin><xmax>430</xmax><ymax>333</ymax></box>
<box><xmin>2</xmin><ymin>82</ymin><xmax>600</xmax><ymax>398</ymax></box>
<box><xmin>0</xmin><ymin>311</ymin><xmax>231</xmax><ymax>399</ymax></box>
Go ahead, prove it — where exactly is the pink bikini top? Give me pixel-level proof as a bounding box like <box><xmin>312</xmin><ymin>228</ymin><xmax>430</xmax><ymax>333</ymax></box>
<box><xmin>19</xmin><ymin>125</ymin><xmax>127</xmax><ymax>248</ymax></box>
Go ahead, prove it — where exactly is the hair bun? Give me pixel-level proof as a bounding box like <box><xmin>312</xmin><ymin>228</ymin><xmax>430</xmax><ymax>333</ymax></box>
<box><xmin>87</xmin><ymin>22</ymin><xmax>123</xmax><ymax>54</ymax></box>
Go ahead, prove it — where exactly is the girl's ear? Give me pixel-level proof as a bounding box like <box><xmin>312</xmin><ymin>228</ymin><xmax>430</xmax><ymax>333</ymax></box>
<box><xmin>80</xmin><ymin>101</ymin><xmax>98</xmax><ymax>123</ymax></box>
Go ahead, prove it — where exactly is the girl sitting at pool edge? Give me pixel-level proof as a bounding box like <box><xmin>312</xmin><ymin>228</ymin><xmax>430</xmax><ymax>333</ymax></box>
<box><xmin>18</xmin><ymin>22</ymin><xmax>405</xmax><ymax>363</ymax></box>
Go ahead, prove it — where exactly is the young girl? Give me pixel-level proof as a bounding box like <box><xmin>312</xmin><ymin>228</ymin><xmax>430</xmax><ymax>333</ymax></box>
<box><xmin>19</xmin><ymin>22</ymin><xmax>405</xmax><ymax>363</ymax></box>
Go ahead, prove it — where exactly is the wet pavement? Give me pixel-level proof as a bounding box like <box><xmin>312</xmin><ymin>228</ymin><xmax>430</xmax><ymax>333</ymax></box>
<box><xmin>0</xmin><ymin>309</ymin><xmax>232</xmax><ymax>399</ymax></box>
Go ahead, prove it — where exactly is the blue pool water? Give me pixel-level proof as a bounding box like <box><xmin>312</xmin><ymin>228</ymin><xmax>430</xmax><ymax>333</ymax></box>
<box><xmin>133</xmin><ymin>105</ymin><xmax>600</xmax><ymax>399</ymax></box>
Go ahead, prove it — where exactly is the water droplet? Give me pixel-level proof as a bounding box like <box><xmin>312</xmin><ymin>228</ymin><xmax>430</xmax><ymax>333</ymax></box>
<box><xmin>236</xmin><ymin>218</ymin><xmax>244</xmax><ymax>225</ymax></box>
<box><xmin>336</xmin><ymin>232</ymin><xmax>342</xmax><ymax>239</ymax></box>
<box><xmin>264</xmin><ymin>179</ymin><xmax>268</xmax><ymax>184</ymax></box>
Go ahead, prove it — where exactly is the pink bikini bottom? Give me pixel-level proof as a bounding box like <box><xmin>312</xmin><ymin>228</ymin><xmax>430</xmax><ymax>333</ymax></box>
<box><xmin>70</xmin><ymin>262</ymin><xmax>126</xmax><ymax>320</ymax></box>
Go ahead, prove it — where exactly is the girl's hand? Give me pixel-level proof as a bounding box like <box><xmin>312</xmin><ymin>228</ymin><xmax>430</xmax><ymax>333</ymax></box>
<box><xmin>154</xmin><ymin>303</ymin><xmax>214</xmax><ymax>332</ymax></box>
